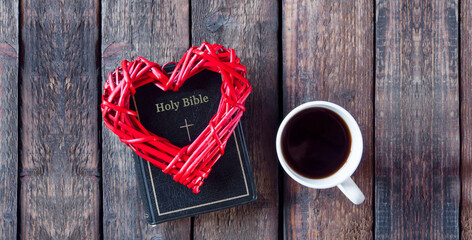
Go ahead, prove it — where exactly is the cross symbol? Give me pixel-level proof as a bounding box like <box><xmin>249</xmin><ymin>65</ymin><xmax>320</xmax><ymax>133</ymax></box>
<box><xmin>180</xmin><ymin>119</ymin><xmax>194</xmax><ymax>142</ymax></box>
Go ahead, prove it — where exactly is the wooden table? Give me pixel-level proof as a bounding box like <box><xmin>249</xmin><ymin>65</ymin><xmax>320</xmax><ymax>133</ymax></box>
<box><xmin>0</xmin><ymin>0</ymin><xmax>470</xmax><ymax>239</ymax></box>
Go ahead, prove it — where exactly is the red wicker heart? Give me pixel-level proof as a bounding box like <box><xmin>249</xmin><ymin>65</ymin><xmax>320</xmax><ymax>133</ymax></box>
<box><xmin>101</xmin><ymin>42</ymin><xmax>251</xmax><ymax>193</ymax></box>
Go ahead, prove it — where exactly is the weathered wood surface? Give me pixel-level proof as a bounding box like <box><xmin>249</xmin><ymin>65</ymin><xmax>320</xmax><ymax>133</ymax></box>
<box><xmin>282</xmin><ymin>0</ymin><xmax>374</xmax><ymax>239</ymax></box>
<box><xmin>0</xmin><ymin>0</ymin><xmax>18</xmax><ymax>238</ymax></box>
<box><xmin>20</xmin><ymin>0</ymin><xmax>100</xmax><ymax>239</ymax></box>
<box><xmin>191</xmin><ymin>1</ymin><xmax>279</xmax><ymax>239</ymax></box>
<box><xmin>101</xmin><ymin>0</ymin><xmax>191</xmax><ymax>239</ymax></box>
<box><xmin>0</xmin><ymin>0</ymin><xmax>469</xmax><ymax>239</ymax></box>
<box><xmin>461</xmin><ymin>0</ymin><xmax>472</xmax><ymax>239</ymax></box>
<box><xmin>375</xmin><ymin>0</ymin><xmax>459</xmax><ymax>239</ymax></box>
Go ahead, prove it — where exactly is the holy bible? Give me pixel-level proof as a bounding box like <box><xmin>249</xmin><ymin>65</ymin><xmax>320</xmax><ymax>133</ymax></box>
<box><xmin>132</xmin><ymin>66</ymin><xmax>257</xmax><ymax>224</ymax></box>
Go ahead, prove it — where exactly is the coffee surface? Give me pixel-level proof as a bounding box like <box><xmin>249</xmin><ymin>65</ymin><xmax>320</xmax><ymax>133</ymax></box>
<box><xmin>281</xmin><ymin>108</ymin><xmax>351</xmax><ymax>179</ymax></box>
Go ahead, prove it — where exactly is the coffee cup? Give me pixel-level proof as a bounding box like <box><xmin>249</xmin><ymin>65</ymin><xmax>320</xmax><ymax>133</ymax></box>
<box><xmin>276</xmin><ymin>101</ymin><xmax>365</xmax><ymax>204</ymax></box>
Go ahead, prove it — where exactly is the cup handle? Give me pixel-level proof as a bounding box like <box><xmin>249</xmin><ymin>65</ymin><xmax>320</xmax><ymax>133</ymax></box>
<box><xmin>337</xmin><ymin>177</ymin><xmax>365</xmax><ymax>205</ymax></box>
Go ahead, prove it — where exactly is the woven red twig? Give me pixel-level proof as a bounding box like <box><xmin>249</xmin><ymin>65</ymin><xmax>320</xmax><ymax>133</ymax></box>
<box><xmin>101</xmin><ymin>42</ymin><xmax>251</xmax><ymax>193</ymax></box>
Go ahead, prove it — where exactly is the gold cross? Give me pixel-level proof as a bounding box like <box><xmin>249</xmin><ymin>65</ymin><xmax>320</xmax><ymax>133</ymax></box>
<box><xmin>180</xmin><ymin>119</ymin><xmax>194</xmax><ymax>142</ymax></box>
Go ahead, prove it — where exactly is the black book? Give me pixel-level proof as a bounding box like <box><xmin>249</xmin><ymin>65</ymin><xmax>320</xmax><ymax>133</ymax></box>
<box><xmin>131</xmin><ymin>66</ymin><xmax>257</xmax><ymax>224</ymax></box>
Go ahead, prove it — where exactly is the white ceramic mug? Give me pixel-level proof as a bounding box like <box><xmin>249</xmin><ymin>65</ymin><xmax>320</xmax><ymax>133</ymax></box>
<box><xmin>276</xmin><ymin>101</ymin><xmax>365</xmax><ymax>204</ymax></box>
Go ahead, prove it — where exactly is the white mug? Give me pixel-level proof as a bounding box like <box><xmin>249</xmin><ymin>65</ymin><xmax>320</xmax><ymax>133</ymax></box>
<box><xmin>276</xmin><ymin>101</ymin><xmax>365</xmax><ymax>204</ymax></box>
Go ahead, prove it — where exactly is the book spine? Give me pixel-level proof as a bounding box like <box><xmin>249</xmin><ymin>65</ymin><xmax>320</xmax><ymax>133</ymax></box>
<box><xmin>133</xmin><ymin>154</ymin><xmax>157</xmax><ymax>224</ymax></box>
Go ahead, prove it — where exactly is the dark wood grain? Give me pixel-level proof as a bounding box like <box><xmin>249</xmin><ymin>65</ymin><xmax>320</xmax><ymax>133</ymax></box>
<box><xmin>0</xmin><ymin>0</ymin><xmax>18</xmax><ymax>238</ymax></box>
<box><xmin>191</xmin><ymin>1</ymin><xmax>279</xmax><ymax>239</ymax></box>
<box><xmin>282</xmin><ymin>1</ymin><xmax>373</xmax><ymax>239</ymax></box>
<box><xmin>20</xmin><ymin>0</ymin><xmax>100</xmax><ymax>239</ymax></box>
<box><xmin>101</xmin><ymin>0</ymin><xmax>191</xmax><ymax>239</ymax></box>
<box><xmin>461</xmin><ymin>0</ymin><xmax>472</xmax><ymax>238</ymax></box>
<box><xmin>375</xmin><ymin>0</ymin><xmax>459</xmax><ymax>239</ymax></box>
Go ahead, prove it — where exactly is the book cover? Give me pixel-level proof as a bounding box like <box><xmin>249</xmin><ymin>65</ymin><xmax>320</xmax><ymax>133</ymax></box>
<box><xmin>132</xmin><ymin>66</ymin><xmax>257</xmax><ymax>224</ymax></box>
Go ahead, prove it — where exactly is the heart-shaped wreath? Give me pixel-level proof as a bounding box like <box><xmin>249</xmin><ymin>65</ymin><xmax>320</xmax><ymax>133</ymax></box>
<box><xmin>101</xmin><ymin>42</ymin><xmax>251</xmax><ymax>193</ymax></box>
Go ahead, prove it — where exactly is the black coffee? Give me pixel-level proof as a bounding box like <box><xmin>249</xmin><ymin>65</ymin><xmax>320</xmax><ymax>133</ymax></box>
<box><xmin>281</xmin><ymin>107</ymin><xmax>351</xmax><ymax>179</ymax></box>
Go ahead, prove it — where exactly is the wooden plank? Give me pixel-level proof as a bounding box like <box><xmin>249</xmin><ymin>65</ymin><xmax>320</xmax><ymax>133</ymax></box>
<box><xmin>282</xmin><ymin>0</ymin><xmax>373</xmax><ymax>239</ymax></box>
<box><xmin>101</xmin><ymin>0</ymin><xmax>191</xmax><ymax>239</ymax></box>
<box><xmin>461</xmin><ymin>0</ymin><xmax>472</xmax><ymax>238</ymax></box>
<box><xmin>375</xmin><ymin>0</ymin><xmax>459</xmax><ymax>239</ymax></box>
<box><xmin>191</xmin><ymin>1</ymin><xmax>279</xmax><ymax>239</ymax></box>
<box><xmin>0</xmin><ymin>0</ymin><xmax>18</xmax><ymax>238</ymax></box>
<box><xmin>20</xmin><ymin>0</ymin><xmax>100</xmax><ymax>239</ymax></box>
